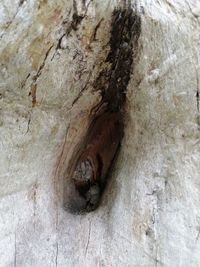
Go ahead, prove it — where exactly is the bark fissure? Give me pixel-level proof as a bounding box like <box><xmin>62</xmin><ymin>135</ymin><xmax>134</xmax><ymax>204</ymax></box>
<box><xmin>20</xmin><ymin>73</ymin><xmax>30</xmax><ymax>89</ymax></box>
<box><xmin>195</xmin><ymin>70</ymin><xmax>200</xmax><ymax>112</ymax></box>
<box><xmin>89</xmin><ymin>19</ymin><xmax>104</xmax><ymax>43</ymax></box>
<box><xmin>85</xmin><ymin>220</ymin><xmax>91</xmax><ymax>256</ymax></box>
<box><xmin>27</xmin><ymin>45</ymin><xmax>53</xmax><ymax>107</ymax></box>
<box><xmin>26</xmin><ymin>115</ymin><xmax>31</xmax><ymax>134</ymax></box>
<box><xmin>51</xmin><ymin>0</ymin><xmax>93</xmax><ymax>60</ymax></box>
<box><xmin>197</xmin><ymin>91</ymin><xmax>199</xmax><ymax>112</ymax></box>
<box><xmin>72</xmin><ymin>71</ymin><xmax>92</xmax><ymax>105</ymax></box>
<box><xmin>32</xmin><ymin>45</ymin><xmax>54</xmax><ymax>84</ymax></box>
<box><xmin>55</xmin><ymin>241</ymin><xmax>59</xmax><ymax>267</ymax></box>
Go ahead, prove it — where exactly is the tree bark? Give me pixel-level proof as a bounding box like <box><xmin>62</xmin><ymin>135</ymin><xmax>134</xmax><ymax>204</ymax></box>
<box><xmin>0</xmin><ymin>0</ymin><xmax>200</xmax><ymax>266</ymax></box>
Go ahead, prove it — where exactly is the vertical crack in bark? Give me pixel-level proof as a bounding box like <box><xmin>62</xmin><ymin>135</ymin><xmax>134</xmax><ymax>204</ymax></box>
<box><xmin>26</xmin><ymin>115</ymin><xmax>31</xmax><ymax>134</ymax></box>
<box><xmin>29</xmin><ymin>84</ymin><xmax>37</xmax><ymax>108</ymax></box>
<box><xmin>55</xmin><ymin>240</ymin><xmax>59</xmax><ymax>267</ymax></box>
<box><xmin>32</xmin><ymin>183</ymin><xmax>37</xmax><ymax>219</ymax></box>
<box><xmin>85</xmin><ymin>220</ymin><xmax>91</xmax><ymax>256</ymax></box>
<box><xmin>20</xmin><ymin>73</ymin><xmax>30</xmax><ymax>89</ymax></box>
<box><xmin>32</xmin><ymin>45</ymin><xmax>54</xmax><ymax>84</ymax></box>
<box><xmin>51</xmin><ymin>0</ymin><xmax>93</xmax><ymax>61</ymax></box>
<box><xmin>25</xmin><ymin>45</ymin><xmax>53</xmax><ymax>110</ymax></box>
<box><xmin>71</xmin><ymin>71</ymin><xmax>92</xmax><ymax>105</ymax></box>
<box><xmin>195</xmin><ymin>69</ymin><xmax>200</xmax><ymax>112</ymax></box>
<box><xmin>89</xmin><ymin>19</ymin><xmax>104</xmax><ymax>43</ymax></box>
<box><xmin>197</xmin><ymin>91</ymin><xmax>199</xmax><ymax>112</ymax></box>
<box><xmin>21</xmin><ymin>43</ymin><xmax>52</xmax><ymax>105</ymax></box>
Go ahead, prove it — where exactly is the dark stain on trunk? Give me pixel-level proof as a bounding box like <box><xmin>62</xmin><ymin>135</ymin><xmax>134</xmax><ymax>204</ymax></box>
<box><xmin>95</xmin><ymin>8</ymin><xmax>141</xmax><ymax>112</ymax></box>
<box><xmin>64</xmin><ymin>8</ymin><xmax>141</xmax><ymax>214</ymax></box>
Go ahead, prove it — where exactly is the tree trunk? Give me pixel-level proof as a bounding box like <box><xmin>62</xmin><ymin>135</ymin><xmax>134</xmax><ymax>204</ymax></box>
<box><xmin>0</xmin><ymin>0</ymin><xmax>200</xmax><ymax>266</ymax></box>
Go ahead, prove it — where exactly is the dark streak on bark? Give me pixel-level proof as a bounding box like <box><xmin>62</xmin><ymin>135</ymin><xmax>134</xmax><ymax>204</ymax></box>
<box><xmin>51</xmin><ymin>0</ymin><xmax>93</xmax><ymax>60</ymax></box>
<box><xmin>71</xmin><ymin>0</ymin><xmax>93</xmax><ymax>31</ymax></box>
<box><xmin>70</xmin><ymin>0</ymin><xmax>85</xmax><ymax>29</ymax></box>
<box><xmin>32</xmin><ymin>183</ymin><xmax>38</xmax><ymax>219</ymax></box>
<box><xmin>32</xmin><ymin>45</ymin><xmax>54</xmax><ymax>83</ymax></box>
<box><xmin>89</xmin><ymin>19</ymin><xmax>104</xmax><ymax>43</ymax></box>
<box><xmin>26</xmin><ymin>115</ymin><xmax>31</xmax><ymax>134</ymax></box>
<box><xmin>72</xmin><ymin>71</ymin><xmax>92</xmax><ymax>105</ymax></box>
<box><xmin>26</xmin><ymin>45</ymin><xmax>53</xmax><ymax>107</ymax></box>
<box><xmin>197</xmin><ymin>91</ymin><xmax>199</xmax><ymax>112</ymax></box>
<box><xmin>195</xmin><ymin>70</ymin><xmax>200</xmax><ymax>112</ymax></box>
<box><xmin>94</xmin><ymin>8</ymin><xmax>141</xmax><ymax>112</ymax></box>
<box><xmin>54</xmin><ymin>33</ymin><xmax>66</xmax><ymax>51</ymax></box>
<box><xmin>20</xmin><ymin>73</ymin><xmax>30</xmax><ymax>89</ymax></box>
<box><xmin>29</xmin><ymin>84</ymin><xmax>37</xmax><ymax>107</ymax></box>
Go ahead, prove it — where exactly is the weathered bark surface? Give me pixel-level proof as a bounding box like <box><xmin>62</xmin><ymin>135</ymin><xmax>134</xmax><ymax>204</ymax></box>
<box><xmin>0</xmin><ymin>0</ymin><xmax>200</xmax><ymax>266</ymax></box>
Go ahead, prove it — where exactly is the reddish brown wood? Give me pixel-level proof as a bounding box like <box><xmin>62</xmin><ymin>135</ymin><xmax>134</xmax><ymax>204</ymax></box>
<box><xmin>67</xmin><ymin>111</ymin><xmax>123</xmax><ymax>213</ymax></box>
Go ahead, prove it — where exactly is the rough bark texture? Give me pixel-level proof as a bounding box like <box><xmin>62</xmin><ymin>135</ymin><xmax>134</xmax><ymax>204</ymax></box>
<box><xmin>0</xmin><ymin>0</ymin><xmax>200</xmax><ymax>266</ymax></box>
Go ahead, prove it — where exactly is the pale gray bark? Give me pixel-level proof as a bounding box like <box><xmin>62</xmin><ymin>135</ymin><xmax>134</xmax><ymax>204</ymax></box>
<box><xmin>0</xmin><ymin>0</ymin><xmax>200</xmax><ymax>266</ymax></box>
